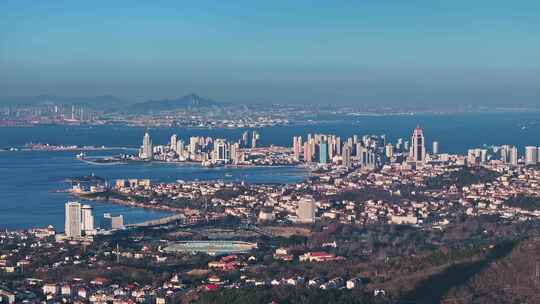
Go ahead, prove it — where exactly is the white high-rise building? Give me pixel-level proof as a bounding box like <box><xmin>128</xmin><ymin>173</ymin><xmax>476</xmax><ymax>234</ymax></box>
<box><xmin>432</xmin><ymin>141</ymin><xmax>439</xmax><ymax>155</ymax></box>
<box><xmin>297</xmin><ymin>197</ymin><xmax>316</xmax><ymax>223</ymax></box>
<box><xmin>140</xmin><ymin>132</ymin><xmax>153</xmax><ymax>160</ymax></box>
<box><xmin>170</xmin><ymin>134</ymin><xmax>177</xmax><ymax>152</ymax></box>
<box><xmin>510</xmin><ymin>146</ymin><xmax>518</xmax><ymax>166</ymax></box>
<box><xmin>251</xmin><ymin>131</ymin><xmax>259</xmax><ymax>149</ymax></box>
<box><xmin>525</xmin><ymin>146</ymin><xmax>538</xmax><ymax>166</ymax></box>
<box><xmin>230</xmin><ymin>143</ymin><xmax>240</xmax><ymax>164</ymax></box>
<box><xmin>213</xmin><ymin>139</ymin><xmax>229</xmax><ymax>162</ymax></box>
<box><xmin>65</xmin><ymin>201</ymin><xmax>82</xmax><ymax>238</ymax></box>
<box><xmin>409</xmin><ymin>126</ymin><xmax>426</xmax><ymax>163</ymax></box>
<box><xmin>189</xmin><ymin>137</ymin><xmax>199</xmax><ymax>156</ymax></box>
<box><xmin>176</xmin><ymin>140</ymin><xmax>185</xmax><ymax>157</ymax></box>
<box><xmin>81</xmin><ymin>204</ymin><xmax>94</xmax><ymax>234</ymax></box>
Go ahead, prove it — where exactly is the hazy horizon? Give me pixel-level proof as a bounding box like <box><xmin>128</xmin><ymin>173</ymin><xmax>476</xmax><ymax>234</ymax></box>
<box><xmin>1</xmin><ymin>1</ymin><xmax>540</xmax><ymax>106</ymax></box>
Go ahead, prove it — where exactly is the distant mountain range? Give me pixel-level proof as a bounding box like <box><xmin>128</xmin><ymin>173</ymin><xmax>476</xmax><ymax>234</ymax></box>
<box><xmin>0</xmin><ymin>94</ymin><xmax>225</xmax><ymax>113</ymax></box>
<box><xmin>129</xmin><ymin>94</ymin><xmax>226</xmax><ymax>113</ymax></box>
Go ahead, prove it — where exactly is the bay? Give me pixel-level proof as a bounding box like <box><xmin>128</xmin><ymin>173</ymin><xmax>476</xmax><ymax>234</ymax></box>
<box><xmin>0</xmin><ymin>149</ymin><xmax>307</xmax><ymax>230</ymax></box>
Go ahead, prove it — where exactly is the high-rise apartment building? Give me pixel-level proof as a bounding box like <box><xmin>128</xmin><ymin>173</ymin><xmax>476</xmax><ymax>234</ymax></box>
<box><xmin>81</xmin><ymin>204</ymin><xmax>94</xmax><ymax>234</ymax></box>
<box><xmin>251</xmin><ymin>131</ymin><xmax>259</xmax><ymax>148</ymax></box>
<box><xmin>213</xmin><ymin>139</ymin><xmax>229</xmax><ymax>161</ymax></box>
<box><xmin>293</xmin><ymin>136</ymin><xmax>302</xmax><ymax>161</ymax></box>
<box><xmin>319</xmin><ymin>142</ymin><xmax>328</xmax><ymax>164</ymax></box>
<box><xmin>432</xmin><ymin>141</ymin><xmax>439</xmax><ymax>155</ymax></box>
<box><xmin>385</xmin><ymin>143</ymin><xmax>394</xmax><ymax>159</ymax></box>
<box><xmin>140</xmin><ymin>132</ymin><xmax>153</xmax><ymax>160</ymax></box>
<box><xmin>510</xmin><ymin>146</ymin><xmax>518</xmax><ymax>166</ymax></box>
<box><xmin>342</xmin><ymin>145</ymin><xmax>351</xmax><ymax>168</ymax></box>
<box><xmin>525</xmin><ymin>146</ymin><xmax>538</xmax><ymax>165</ymax></box>
<box><xmin>303</xmin><ymin>141</ymin><xmax>312</xmax><ymax>162</ymax></box>
<box><xmin>65</xmin><ymin>201</ymin><xmax>82</xmax><ymax>238</ymax></box>
<box><xmin>230</xmin><ymin>143</ymin><xmax>240</xmax><ymax>164</ymax></box>
<box><xmin>170</xmin><ymin>134</ymin><xmax>177</xmax><ymax>152</ymax></box>
<box><xmin>176</xmin><ymin>140</ymin><xmax>185</xmax><ymax>157</ymax></box>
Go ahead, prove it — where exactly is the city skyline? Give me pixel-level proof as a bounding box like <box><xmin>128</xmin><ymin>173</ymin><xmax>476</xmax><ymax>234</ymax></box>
<box><xmin>3</xmin><ymin>2</ymin><xmax>540</xmax><ymax>303</ymax></box>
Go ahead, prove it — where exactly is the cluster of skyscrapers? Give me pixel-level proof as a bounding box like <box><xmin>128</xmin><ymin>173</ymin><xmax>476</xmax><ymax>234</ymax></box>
<box><xmin>293</xmin><ymin>134</ymin><xmax>379</xmax><ymax>169</ymax></box>
<box><xmin>138</xmin><ymin>130</ymin><xmax>260</xmax><ymax>165</ymax></box>
<box><xmin>63</xmin><ymin>202</ymin><xmax>124</xmax><ymax>240</ymax></box>
<box><xmin>292</xmin><ymin>126</ymin><xmax>431</xmax><ymax>169</ymax></box>
<box><xmin>467</xmin><ymin>145</ymin><xmax>540</xmax><ymax>166</ymax></box>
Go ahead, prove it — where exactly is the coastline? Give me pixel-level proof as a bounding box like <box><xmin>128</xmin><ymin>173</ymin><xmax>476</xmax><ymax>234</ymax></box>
<box><xmin>76</xmin><ymin>157</ymin><xmax>313</xmax><ymax>172</ymax></box>
<box><xmin>69</xmin><ymin>191</ymin><xmax>184</xmax><ymax>214</ymax></box>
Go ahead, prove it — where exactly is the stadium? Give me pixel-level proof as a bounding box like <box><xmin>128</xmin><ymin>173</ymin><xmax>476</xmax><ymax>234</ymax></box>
<box><xmin>163</xmin><ymin>241</ymin><xmax>258</xmax><ymax>255</ymax></box>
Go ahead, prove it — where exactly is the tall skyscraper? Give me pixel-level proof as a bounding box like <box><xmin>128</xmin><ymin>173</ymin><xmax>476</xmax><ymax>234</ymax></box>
<box><xmin>328</xmin><ymin>136</ymin><xmax>335</xmax><ymax>160</ymax></box>
<box><xmin>409</xmin><ymin>126</ymin><xmax>426</xmax><ymax>163</ymax></box>
<box><xmin>319</xmin><ymin>142</ymin><xmax>328</xmax><ymax>164</ymax></box>
<box><xmin>65</xmin><ymin>201</ymin><xmax>82</xmax><ymax>238</ymax></box>
<box><xmin>251</xmin><ymin>131</ymin><xmax>259</xmax><ymax>149</ymax></box>
<box><xmin>432</xmin><ymin>141</ymin><xmax>439</xmax><ymax>155</ymax></box>
<box><xmin>500</xmin><ymin>145</ymin><xmax>510</xmax><ymax>163</ymax></box>
<box><xmin>359</xmin><ymin>146</ymin><xmax>376</xmax><ymax>169</ymax></box>
<box><xmin>189</xmin><ymin>136</ymin><xmax>199</xmax><ymax>156</ymax></box>
<box><xmin>293</xmin><ymin>136</ymin><xmax>302</xmax><ymax>161</ymax></box>
<box><xmin>303</xmin><ymin>141</ymin><xmax>312</xmax><ymax>162</ymax></box>
<box><xmin>176</xmin><ymin>140</ymin><xmax>185</xmax><ymax>157</ymax></box>
<box><xmin>297</xmin><ymin>197</ymin><xmax>316</xmax><ymax>223</ymax></box>
<box><xmin>213</xmin><ymin>139</ymin><xmax>229</xmax><ymax>161</ymax></box>
<box><xmin>241</xmin><ymin>131</ymin><xmax>249</xmax><ymax>148</ymax></box>
<box><xmin>396</xmin><ymin>138</ymin><xmax>403</xmax><ymax>151</ymax></box>
<box><xmin>81</xmin><ymin>204</ymin><xmax>94</xmax><ymax>234</ymax></box>
<box><xmin>385</xmin><ymin>143</ymin><xmax>394</xmax><ymax>159</ymax></box>
<box><xmin>230</xmin><ymin>142</ymin><xmax>240</xmax><ymax>164</ymax></box>
<box><xmin>342</xmin><ymin>145</ymin><xmax>351</xmax><ymax>168</ymax></box>
<box><xmin>140</xmin><ymin>132</ymin><xmax>153</xmax><ymax>160</ymax></box>
<box><xmin>170</xmin><ymin>134</ymin><xmax>178</xmax><ymax>152</ymax></box>
<box><xmin>525</xmin><ymin>146</ymin><xmax>538</xmax><ymax>166</ymax></box>
<box><xmin>510</xmin><ymin>146</ymin><xmax>518</xmax><ymax>166</ymax></box>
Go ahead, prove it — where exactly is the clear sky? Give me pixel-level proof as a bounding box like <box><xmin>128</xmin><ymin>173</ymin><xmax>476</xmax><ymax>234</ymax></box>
<box><xmin>1</xmin><ymin>0</ymin><xmax>539</xmax><ymax>106</ymax></box>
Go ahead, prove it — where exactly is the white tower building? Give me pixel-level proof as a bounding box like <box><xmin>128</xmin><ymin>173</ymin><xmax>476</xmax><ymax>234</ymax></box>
<box><xmin>141</xmin><ymin>132</ymin><xmax>153</xmax><ymax>160</ymax></box>
<box><xmin>65</xmin><ymin>201</ymin><xmax>82</xmax><ymax>238</ymax></box>
<box><xmin>81</xmin><ymin>204</ymin><xmax>94</xmax><ymax>234</ymax></box>
<box><xmin>432</xmin><ymin>141</ymin><xmax>439</xmax><ymax>155</ymax></box>
<box><xmin>170</xmin><ymin>134</ymin><xmax>178</xmax><ymax>152</ymax></box>
<box><xmin>525</xmin><ymin>146</ymin><xmax>538</xmax><ymax>166</ymax></box>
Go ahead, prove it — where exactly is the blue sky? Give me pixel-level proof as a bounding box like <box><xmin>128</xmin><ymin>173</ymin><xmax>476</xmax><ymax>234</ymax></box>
<box><xmin>1</xmin><ymin>1</ymin><xmax>539</xmax><ymax>105</ymax></box>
